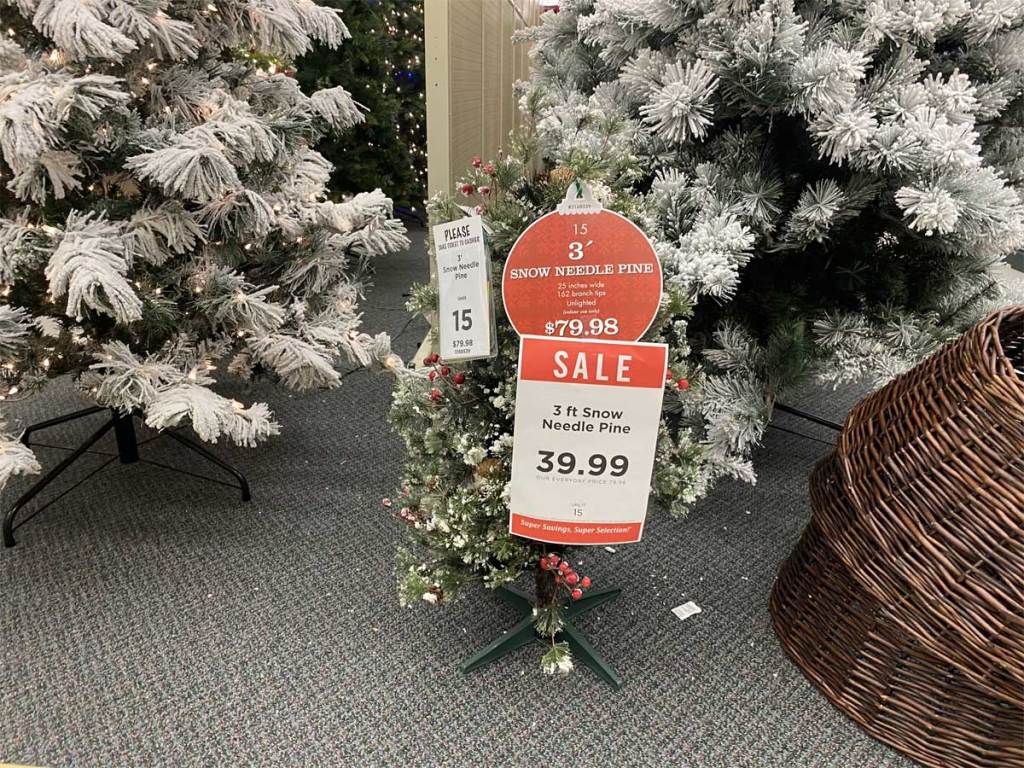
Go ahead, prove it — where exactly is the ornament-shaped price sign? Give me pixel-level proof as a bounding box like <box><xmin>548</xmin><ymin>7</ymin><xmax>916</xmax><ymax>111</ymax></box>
<box><xmin>502</xmin><ymin>182</ymin><xmax>662</xmax><ymax>342</ymax></box>
<box><xmin>509</xmin><ymin>335</ymin><xmax>668</xmax><ymax>545</ymax></box>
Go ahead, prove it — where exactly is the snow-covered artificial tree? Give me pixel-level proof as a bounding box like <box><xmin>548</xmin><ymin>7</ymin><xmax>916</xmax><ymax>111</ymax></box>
<box><xmin>522</xmin><ymin>0</ymin><xmax>1024</xmax><ymax>453</ymax></box>
<box><xmin>0</xmin><ymin>0</ymin><xmax>409</xmax><ymax>491</ymax></box>
<box><xmin>391</xmin><ymin>143</ymin><xmax>756</xmax><ymax>673</ymax></box>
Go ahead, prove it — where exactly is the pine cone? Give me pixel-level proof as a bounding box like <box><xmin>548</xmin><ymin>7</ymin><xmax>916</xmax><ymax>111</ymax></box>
<box><xmin>548</xmin><ymin>166</ymin><xmax>575</xmax><ymax>188</ymax></box>
<box><xmin>475</xmin><ymin>457</ymin><xmax>503</xmax><ymax>478</ymax></box>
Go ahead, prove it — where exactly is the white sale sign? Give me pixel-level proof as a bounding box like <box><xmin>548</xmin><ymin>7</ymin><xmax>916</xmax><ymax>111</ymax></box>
<box><xmin>509</xmin><ymin>335</ymin><xmax>668</xmax><ymax>546</ymax></box>
<box><xmin>434</xmin><ymin>216</ymin><xmax>495</xmax><ymax>361</ymax></box>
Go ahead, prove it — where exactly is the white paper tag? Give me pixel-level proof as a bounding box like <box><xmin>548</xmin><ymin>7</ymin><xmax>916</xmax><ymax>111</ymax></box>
<box><xmin>672</xmin><ymin>601</ymin><xmax>702</xmax><ymax>621</ymax></box>
<box><xmin>434</xmin><ymin>216</ymin><xmax>494</xmax><ymax>361</ymax></box>
<box><xmin>508</xmin><ymin>336</ymin><xmax>667</xmax><ymax>546</ymax></box>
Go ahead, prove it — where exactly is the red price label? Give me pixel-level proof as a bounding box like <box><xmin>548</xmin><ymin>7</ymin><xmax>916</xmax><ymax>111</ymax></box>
<box><xmin>502</xmin><ymin>207</ymin><xmax>662</xmax><ymax>342</ymax></box>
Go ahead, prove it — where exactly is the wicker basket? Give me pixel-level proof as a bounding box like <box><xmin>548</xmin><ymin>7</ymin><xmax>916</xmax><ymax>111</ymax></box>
<box><xmin>770</xmin><ymin>307</ymin><xmax>1024</xmax><ymax>768</ymax></box>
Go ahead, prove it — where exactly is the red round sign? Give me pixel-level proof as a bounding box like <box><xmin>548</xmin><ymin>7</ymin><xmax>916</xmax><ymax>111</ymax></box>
<box><xmin>502</xmin><ymin>207</ymin><xmax>662</xmax><ymax>341</ymax></box>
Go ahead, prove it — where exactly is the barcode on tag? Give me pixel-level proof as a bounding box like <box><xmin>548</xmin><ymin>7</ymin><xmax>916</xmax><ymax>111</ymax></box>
<box><xmin>672</xmin><ymin>601</ymin><xmax>702</xmax><ymax>621</ymax></box>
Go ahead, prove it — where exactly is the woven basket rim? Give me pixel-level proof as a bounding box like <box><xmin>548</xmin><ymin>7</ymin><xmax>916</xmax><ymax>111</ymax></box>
<box><xmin>989</xmin><ymin>305</ymin><xmax>1024</xmax><ymax>381</ymax></box>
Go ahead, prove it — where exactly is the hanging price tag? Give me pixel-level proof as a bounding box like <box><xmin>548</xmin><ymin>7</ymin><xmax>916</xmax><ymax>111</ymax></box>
<box><xmin>502</xmin><ymin>182</ymin><xmax>662</xmax><ymax>342</ymax></box>
<box><xmin>434</xmin><ymin>216</ymin><xmax>495</xmax><ymax>361</ymax></box>
<box><xmin>509</xmin><ymin>335</ymin><xmax>668</xmax><ymax>546</ymax></box>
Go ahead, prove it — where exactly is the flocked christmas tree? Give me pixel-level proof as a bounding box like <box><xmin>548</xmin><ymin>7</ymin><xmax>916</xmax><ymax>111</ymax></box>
<box><xmin>0</xmin><ymin>1</ymin><xmax>409</xmax><ymax>491</ymax></box>
<box><xmin>522</xmin><ymin>0</ymin><xmax>1024</xmax><ymax>453</ymax></box>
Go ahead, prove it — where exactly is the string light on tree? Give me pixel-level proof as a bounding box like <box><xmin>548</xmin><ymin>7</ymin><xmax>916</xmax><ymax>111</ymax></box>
<box><xmin>296</xmin><ymin>1</ymin><xmax>425</xmax><ymax>211</ymax></box>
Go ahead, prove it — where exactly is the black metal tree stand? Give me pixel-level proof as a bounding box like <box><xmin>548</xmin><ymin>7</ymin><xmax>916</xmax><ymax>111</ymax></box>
<box><xmin>3</xmin><ymin>406</ymin><xmax>250</xmax><ymax>548</ymax></box>
<box><xmin>766</xmin><ymin>402</ymin><xmax>844</xmax><ymax>445</ymax></box>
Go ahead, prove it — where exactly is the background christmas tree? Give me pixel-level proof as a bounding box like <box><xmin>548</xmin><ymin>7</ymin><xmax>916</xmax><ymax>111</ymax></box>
<box><xmin>522</xmin><ymin>0</ymin><xmax>1024</xmax><ymax>452</ymax></box>
<box><xmin>0</xmin><ymin>0</ymin><xmax>409</xmax><ymax>491</ymax></box>
<box><xmin>297</xmin><ymin>0</ymin><xmax>426</xmax><ymax>212</ymax></box>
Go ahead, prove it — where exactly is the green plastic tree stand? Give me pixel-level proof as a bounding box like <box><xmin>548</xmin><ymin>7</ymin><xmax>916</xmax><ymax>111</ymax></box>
<box><xmin>459</xmin><ymin>584</ymin><xmax>623</xmax><ymax>689</ymax></box>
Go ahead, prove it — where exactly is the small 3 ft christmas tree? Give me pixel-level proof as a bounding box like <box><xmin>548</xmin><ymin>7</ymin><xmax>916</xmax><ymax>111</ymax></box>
<box><xmin>391</xmin><ymin>144</ymin><xmax>755</xmax><ymax>673</ymax></box>
<box><xmin>523</xmin><ymin>0</ymin><xmax>1024</xmax><ymax>441</ymax></box>
<box><xmin>0</xmin><ymin>1</ymin><xmax>409</xmax><ymax>490</ymax></box>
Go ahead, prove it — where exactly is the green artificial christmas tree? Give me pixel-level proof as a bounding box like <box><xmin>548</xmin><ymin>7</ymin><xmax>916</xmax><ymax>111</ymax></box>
<box><xmin>0</xmin><ymin>1</ymin><xmax>409</xmax><ymax>491</ymax></box>
<box><xmin>521</xmin><ymin>0</ymin><xmax>1024</xmax><ymax>450</ymax></box>
<box><xmin>297</xmin><ymin>0</ymin><xmax>426</xmax><ymax>210</ymax></box>
<box><xmin>390</xmin><ymin>142</ymin><xmax>755</xmax><ymax>675</ymax></box>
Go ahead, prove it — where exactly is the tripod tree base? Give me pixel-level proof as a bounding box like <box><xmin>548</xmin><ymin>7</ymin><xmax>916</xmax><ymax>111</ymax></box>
<box><xmin>3</xmin><ymin>407</ymin><xmax>251</xmax><ymax>548</ymax></box>
<box><xmin>459</xmin><ymin>584</ymin><xmax>623</xmax><ymax>689</ymax></box>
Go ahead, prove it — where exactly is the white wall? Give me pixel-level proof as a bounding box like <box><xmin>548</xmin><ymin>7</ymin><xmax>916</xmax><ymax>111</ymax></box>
<box><xmin>425</xmin><ymin>0</ymin><xmax>540</xmax><ymax>200</ymax></box>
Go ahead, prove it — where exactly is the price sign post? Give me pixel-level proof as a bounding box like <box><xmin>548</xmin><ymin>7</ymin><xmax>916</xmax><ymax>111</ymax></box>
<box><xmin>509</xmin><ymin>336</ymin><xmax>668</xmax><ymax>545</ymax></box>
<box><xmin>434</xmin><ymin>216</ymin><xmax>495</xmax><ymax>361</ymax></box>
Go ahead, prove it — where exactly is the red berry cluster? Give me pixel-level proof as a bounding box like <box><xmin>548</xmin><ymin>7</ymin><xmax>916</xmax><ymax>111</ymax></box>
<box><xmin>422</xmin><ymin>353</ymin><xmax>467</xmax><ymax>402</ymax></box>
<box><xmin>461</xmin><ymin>158</ymin><xmax>499</xmax><ymax>209</ymax></box>
<box><xmin>398</xmin><ymin>507</ymin><xmax>417</xmax><ymax>524</ymax></box>
<box><xmin>539</xmin><ymin>553</ymin><xmax>592</xmax><ymax>601</ymax></box>
<box><xmin>471</xmin><ymin>156</ymin><xmax>498</xmax><ymax>176</ymax></box>
<box><xmin>665</xmin><ymin>367</ymin><xmax>689</xmax><ymax>391</ymax></box>
<box><xmin>390</xmin><ymin>485</ymin><xmax>424</xmax><ymax>527</ymax></box>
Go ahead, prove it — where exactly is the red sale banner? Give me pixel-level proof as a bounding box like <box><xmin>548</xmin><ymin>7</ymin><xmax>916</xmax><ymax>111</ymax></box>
<box><xmin>509</xmin><ymin>335</ymin><xmax>668</xmax><ymax>546</ymax></box>
<box><xmin>502</xmin><ymin>185</ymin><xmax>662</xmax><ymax>342</ymax></box>
<box><xmin>518</xmin><ymin>336</ymin><xmax>667</xmax><ymax>389</ymax></box>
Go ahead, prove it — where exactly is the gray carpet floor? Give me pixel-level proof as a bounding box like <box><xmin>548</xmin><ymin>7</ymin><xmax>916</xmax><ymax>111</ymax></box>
<box><xmin>0</xmin><ymin>228</ymin><xmax>916</xmax><ymax>768</ymax></box>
